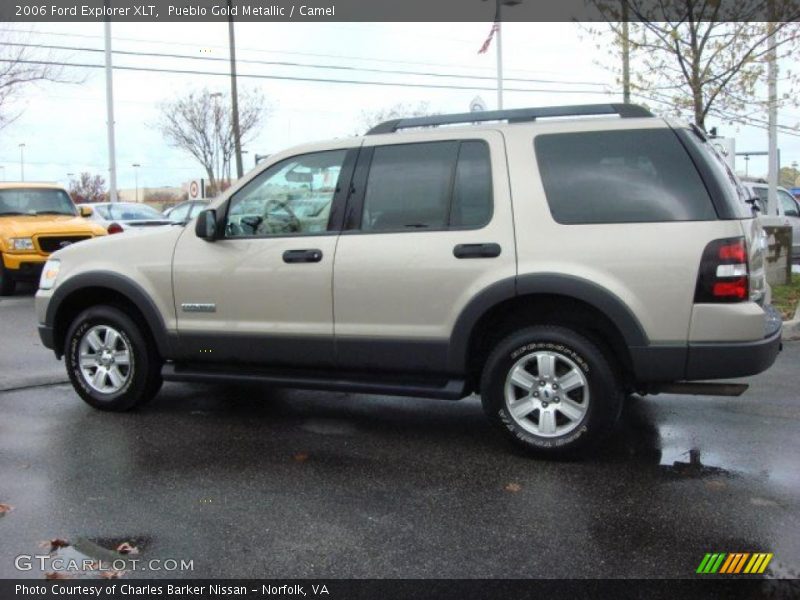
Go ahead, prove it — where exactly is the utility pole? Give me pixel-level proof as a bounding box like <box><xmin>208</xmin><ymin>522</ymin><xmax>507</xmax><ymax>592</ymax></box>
<box><xmin>228</xmin><ymin>0</ymin><xmax>243</xmax><ymax>179</ymax></box>
<box><xmin>18</xmin><ymin>143</ymin><xmax>25</xmax><ymax>181</ymax></box>
<box><xmin>104</xmin><ymin>10</ymin><xmax>118</xmax><ymax>203</ymax></box>
<box><xmin>496</xmin><ymin>0</ymin><xmax>503</xmax><ymax>110</ymax></box>
<box><xmin>767</xmin><ymin>1</ymin><xmax>778</xmax><ymax>217</ymax></box>
<box><xmin>621</xmin><ymin>0</ymin><xmax>630</xmax><ymax>103</ymax></box>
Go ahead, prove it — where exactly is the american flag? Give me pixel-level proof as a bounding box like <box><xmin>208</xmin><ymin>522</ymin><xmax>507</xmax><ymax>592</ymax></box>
<box><xmin>478</xmin><ymin>20</ymin><xmax>499</xmax><ymax>54</ymax></box>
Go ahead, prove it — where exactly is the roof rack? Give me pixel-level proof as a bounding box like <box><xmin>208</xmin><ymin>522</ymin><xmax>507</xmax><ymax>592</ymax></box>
<box><xmin>366</xmin><ymin>103</ymin><xmax>653</xmax><ymax>135</ymax></box>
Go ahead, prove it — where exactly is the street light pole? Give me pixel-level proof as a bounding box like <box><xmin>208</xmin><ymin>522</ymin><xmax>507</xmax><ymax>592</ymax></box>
<box><xmin>228</xmin><ymin>0</ymin><xmax>244</xmax><ymax>180</ymax></box>
<box><xmin>104</xmin><ymin>5</ymin><xmax>119</xmax><ymax>203</ymax></box>
<box><xmin>18</xmin><ymin>143</ymin><xmax>25</xmax><ymax>181</ymax></box>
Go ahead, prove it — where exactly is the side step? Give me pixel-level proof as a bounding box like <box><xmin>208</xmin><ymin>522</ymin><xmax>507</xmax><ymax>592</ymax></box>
<box><xmin>162</xmin><ymin>363</ymin><xmax>468</xmax><ymax>400</ymax></box>
<box><xmin>647</xmin><ymin>382</ymin><xmax>749</xmax><ymax>397</ymax></box>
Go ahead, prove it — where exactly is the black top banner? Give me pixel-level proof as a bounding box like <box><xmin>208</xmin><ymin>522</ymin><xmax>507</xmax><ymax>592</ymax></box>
<box><xmin>1</xmin><ymin>0</ymin><xmax>798</xmax><ymax>23</ymax></box>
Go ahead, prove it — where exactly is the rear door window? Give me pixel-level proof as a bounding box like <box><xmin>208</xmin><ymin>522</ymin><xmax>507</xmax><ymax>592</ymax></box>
<box><xmin>534</xmin><ymin>129</ymin><xmax>717</xmax><ymax>224</ymax></box>
<box><xmin>360</xmin><ymin>140</ymin><xmax>492</xmax><ymax>232</ymax></box>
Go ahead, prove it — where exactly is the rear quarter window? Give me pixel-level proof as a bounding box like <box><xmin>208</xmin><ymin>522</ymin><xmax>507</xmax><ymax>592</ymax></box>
<box><xmin>534</xmin><ymin>129</ymin><xmax>718</xmax><ymax>224</ymax></box>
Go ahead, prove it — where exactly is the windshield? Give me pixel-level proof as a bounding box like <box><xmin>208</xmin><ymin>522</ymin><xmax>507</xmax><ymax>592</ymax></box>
<box><xmin>0</xmin><ymin>188</ymin><xmax>77</xmax><ymax>216</ymax></box>
<box><xmin>94</xmin><ymin>203</ymin><xmax>166</xmax><ymax>221</ymax></box>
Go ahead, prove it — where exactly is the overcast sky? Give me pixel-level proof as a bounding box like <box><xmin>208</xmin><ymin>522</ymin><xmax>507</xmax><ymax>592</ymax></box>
<box><xmin>1</xmin><ymin>21</ymin><xmax>798</xmax><ymax>192</ymax></box>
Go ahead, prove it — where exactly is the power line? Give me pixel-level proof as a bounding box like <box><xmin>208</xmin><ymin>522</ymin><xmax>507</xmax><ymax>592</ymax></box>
<box><xmin>2</xmin><ymin>40</ymin><xmax>611</xmax><ymax>89</ymax></box>
<box><xmin>0</xmin><ymin>27</ymin><xmax>608</xmax><ymax>83</ymax></box>
<box><xmin>0</xmin><ymin>57</ymin><xmax>616</xmax><ymax>96</ymax></box>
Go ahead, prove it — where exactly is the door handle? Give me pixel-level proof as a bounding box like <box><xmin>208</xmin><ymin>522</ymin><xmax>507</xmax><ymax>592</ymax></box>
<box><xmin>453</xmin><ymin>243</ymin><xmax>501</xmax><ymax>259</ymax></box>
<box><xmin>283</xmin><ymin>249</ymin><xmax>323</xmax><ymax>263</ymax></box>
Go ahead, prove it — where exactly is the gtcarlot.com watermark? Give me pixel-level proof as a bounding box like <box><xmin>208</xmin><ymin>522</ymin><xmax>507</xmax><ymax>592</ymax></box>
<box><xmin>15</xmin><ymin>554</ymin><xmax>194</xmax><ymax>574</ymax></box>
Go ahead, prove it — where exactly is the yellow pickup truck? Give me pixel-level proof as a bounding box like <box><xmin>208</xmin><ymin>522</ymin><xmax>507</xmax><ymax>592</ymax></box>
<box><xmin>0</xmin><ymin>183</ymin><xmax>107</xmax><ymax>295</ymax></box>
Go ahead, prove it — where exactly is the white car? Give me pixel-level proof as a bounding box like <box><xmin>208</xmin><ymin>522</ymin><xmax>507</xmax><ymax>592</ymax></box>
<box><xmin>741</xmin><ymin>180</ymin><xmax>800</xmax><ymax>261</ymax></box>
<box><xmin>88</xmin><ymin>202</ymin><xmax>172</xmax><ymax>234</ymax></box>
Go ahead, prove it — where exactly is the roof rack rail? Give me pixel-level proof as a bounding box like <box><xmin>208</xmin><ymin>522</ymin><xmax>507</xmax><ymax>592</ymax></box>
<box><xmin>366</xmin><ymin>103</ymin><xmax>653</xmax><ymax>135</ymax></box>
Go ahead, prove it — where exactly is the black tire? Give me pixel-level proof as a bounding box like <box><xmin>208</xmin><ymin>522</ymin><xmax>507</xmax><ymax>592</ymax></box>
<box><xmin>480</xmin><ymin>325</ymin><xmax>623</xmax><ymax>456</ymax></box>
<box><xmin>65</xmin><ymin>305</ymin><xmax>163</xmax><ymax>411</ymax></box>
<box><xmin>0</xmin><ymin>256</ymin><xmax>17</xmax><ymax>296</ymax></box>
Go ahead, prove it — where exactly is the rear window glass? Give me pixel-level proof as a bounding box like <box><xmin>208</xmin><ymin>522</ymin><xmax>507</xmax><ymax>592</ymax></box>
<box><xmin>534</xmin><ymin>129</ymin><xmax>717</xmax><ymax>224</ymax></box>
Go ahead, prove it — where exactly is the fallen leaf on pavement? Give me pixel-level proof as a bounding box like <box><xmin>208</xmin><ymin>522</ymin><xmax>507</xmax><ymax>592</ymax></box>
<box><xmin>293</xmin><ymin>452</ymin><xmax>310</xmax><ymax>462</ymax></box>
<box><xmin>38</xmin><ymin>539</ymin><xmax>70</xmax><ymax>553</ymax></box>
<box><xmin>101</xmin><ymin>570</ymin><xmax>126</xmax><ymax>579</ymax></box>
<box><xmin>0</xmin><ymin>503</ymin><xmax>13</xmax><ymax>517</ymax></box>
<box><xmin>116</xmin><ymin>542</ymin><xmax>139</xmax><ymax>555</ymax></box>
<box><xmin>504</xmin><ymin>483</ymin><xmax>522</xmax><ymax>493</ymax></box>
<box><xmin>44</xmin><ymin>572</ymin><xmax>72</xmax><ymax>580</ymax></box>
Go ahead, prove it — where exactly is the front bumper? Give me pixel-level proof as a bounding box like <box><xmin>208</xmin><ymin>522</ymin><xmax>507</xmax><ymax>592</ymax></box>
<box><xmin>38</xmin><ymin>324</ymin><xmax>55</xmax><ymax>351</ymax></box>
<box><xmin>2</xmin><ymin>252</ymin><xmax>45</xmax><ymax>281</ymax></box>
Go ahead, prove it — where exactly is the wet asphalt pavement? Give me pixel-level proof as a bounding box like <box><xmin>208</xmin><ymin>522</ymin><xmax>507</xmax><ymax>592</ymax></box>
<box><xmin>1</xmin><ymin>294</ymin><xmax>799</xmax><ymax>580</ymax></box>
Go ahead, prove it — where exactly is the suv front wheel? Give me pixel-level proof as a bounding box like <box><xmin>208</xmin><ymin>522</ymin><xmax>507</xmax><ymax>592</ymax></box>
<box><xmin>480</xmin><ymin>325</ymin><xmax>622</xmax><ymax>455</ymax></box>
<box><xmin>65</xmin><ymin>305</ymin><xmax>163</xmax><ymax>411</ymax></box>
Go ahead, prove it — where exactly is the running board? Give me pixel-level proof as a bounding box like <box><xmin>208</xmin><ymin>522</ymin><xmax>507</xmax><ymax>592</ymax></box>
<box><xmin>647</xmin><ymin>382</ymin><xmax>749</xmax><ymax>397</ymax></box>
<box><xmin>162</xmin><ymin>363</ymin><xmax>467</xmax><ymax>400</ymax></box>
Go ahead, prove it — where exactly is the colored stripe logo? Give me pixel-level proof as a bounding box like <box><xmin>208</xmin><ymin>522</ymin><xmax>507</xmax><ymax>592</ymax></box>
<box><xmin>696</xmin><ymin>552</ymin><xmax>773</xmax><ymax>574</ymax></box>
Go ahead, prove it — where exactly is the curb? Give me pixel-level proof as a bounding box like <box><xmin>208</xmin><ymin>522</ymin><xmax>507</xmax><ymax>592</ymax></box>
<box><xmin>0</xmin><ymin>373</ymin><xmax>69</xmax><ymax>393</ymax></box>
<box><xmin>782</xmin><ymin>302</ymin><xmax>800</xmax><ymax>342</ymax></box>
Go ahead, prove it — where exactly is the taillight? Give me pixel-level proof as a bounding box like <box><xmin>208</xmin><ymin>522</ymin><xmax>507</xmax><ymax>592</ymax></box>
<box><xmin>107</xmin><ymin>222</ymin><xmax>124</xmax><ymax>235</ymax></box>
<box><xmin>694</xmin><ymin>237</ymin><xmax>749</xmax><ymax>303</ymax></box>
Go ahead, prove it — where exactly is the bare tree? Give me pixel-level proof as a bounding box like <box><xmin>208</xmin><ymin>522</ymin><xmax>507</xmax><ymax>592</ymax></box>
<box><xmin>0</xmin><ymin>29</ymin><xmax>79</xmax><ymax>129</ymax></box>
<box><xmin>69</xmin><ymin>172</ymin><xmax>108</xmax><ymax>204</ymax></box>
<box><xmin>156</xmin><ymin>88</ymin><xmax>267</xmax><ymax>192</ymax></box>
<box><xmin>587</xmin><ymin>1</ymin><xmax>800</xmax><ymax>129</ymax></box>
<box><xmin>355</xmin><ymin>101</ymin><xmax>434</xmax><ymax>134</ymax></box>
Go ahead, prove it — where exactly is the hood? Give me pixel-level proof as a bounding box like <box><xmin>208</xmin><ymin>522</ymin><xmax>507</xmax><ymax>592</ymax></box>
<box><xmin>51</xmin><ymin>221</ymin><xmax>184</xmax><ymax>263</ymax></box>
<box><xmin>0</xmin><ymin>214</ymin><xmax>107</xmax><ymax>239</ymax></box>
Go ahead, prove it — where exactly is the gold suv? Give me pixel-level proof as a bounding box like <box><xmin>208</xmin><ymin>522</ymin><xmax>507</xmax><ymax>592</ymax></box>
<box><xmin>0</xmin><ymin>183</ymin><xmax>106</xmax><ymax>295</ymax></box>
<box><xmin>34</xmin><ymin>105</ymin><xmax>783</xmax><ymax>455</ymax></box>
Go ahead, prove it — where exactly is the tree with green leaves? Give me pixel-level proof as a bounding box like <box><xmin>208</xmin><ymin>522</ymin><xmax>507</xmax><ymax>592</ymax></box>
<box><xmin>587</xmin><ymin>0</ymin><xmax>800</xmax><ymax>130</ymax></box>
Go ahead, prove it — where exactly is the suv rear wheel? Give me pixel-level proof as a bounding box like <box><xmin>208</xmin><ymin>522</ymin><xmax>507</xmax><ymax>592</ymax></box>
<box><xmin>480</xmin><ymin>325</ymin><xmax>622</xmax><ymax>455</ymax></box>
<box><xmin>65</xmin><ymin>305</ymin><xmax>163</xmax><ymax>411</ymax></box>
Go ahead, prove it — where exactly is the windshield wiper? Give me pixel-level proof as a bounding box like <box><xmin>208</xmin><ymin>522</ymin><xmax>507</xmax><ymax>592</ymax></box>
<box><xmin>34</xmin><ymin>210</ymin><xmax>75</xmax><ymax>216</ymax></box>
<box><xmin>0</xmin><ymin>211</ymin><xmax>27</xmax><ymax>216</ymax></box>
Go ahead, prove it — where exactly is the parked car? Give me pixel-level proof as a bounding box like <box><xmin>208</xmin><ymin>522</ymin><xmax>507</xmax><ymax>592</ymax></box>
<box><xmin>163</xmin><ymin>200</ymin><xmax>209</xmax><ymax>223</ymax></box>
<box><xmin>35</xmin><ymin>104</ymin><xmax>781</xmax><ymax>456</ymax></box>
<box><xmin>0</xmin><ymin>183</ymin><xmax>106</xmax><ymax>296</ymax></box>
<box><xmin>88</xmin><ymin>202</ymin><xmax>172</xmax><ymax>234</ymax></box>
<box><xmin>741</xmin><ymin>179</ymin><xmax>800</xmax><ymax>261</ymax></box>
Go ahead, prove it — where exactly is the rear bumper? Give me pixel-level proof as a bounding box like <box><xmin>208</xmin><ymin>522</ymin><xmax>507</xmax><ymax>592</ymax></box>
<box><xmin>685</xmin><ymin>327</ymin><xmax>782</xmax><ymax>380</ymax></box>
<box><xmin>631</xmin><ymin>304</ymin><xmax>782</xmax><ymax>383</ymax></box>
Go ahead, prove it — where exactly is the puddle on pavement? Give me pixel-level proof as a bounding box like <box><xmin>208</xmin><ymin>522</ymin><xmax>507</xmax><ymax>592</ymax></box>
<box><xmin>604</xmin><ymin>399</ymin><xmax>738</xmax><ymax>480</ymax></box>
<box><xmin>41</xmin><ymin>536</ymin><xmax>150</xmax><ymax>579</ymax></box>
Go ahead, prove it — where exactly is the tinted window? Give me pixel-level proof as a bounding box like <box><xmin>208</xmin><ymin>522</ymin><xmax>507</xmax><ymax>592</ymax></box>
<box><xmin>452</xmin><ymin>141</ymin><xmax>493</xmax><ymax>227</ymax></box>
<box><xmin>361</xmin><ymin>141</ymin><xmax>491</xmax><ymax>231</ymax></box>
<box><xmin>226</xmin><ymin>149</ymin><xmax>346</xmax><ymax>237</ymax></box>
<box><xmin>534</xmin><ymin>129</ymin><xmax>717</xmax><ymax>224</ymax></box>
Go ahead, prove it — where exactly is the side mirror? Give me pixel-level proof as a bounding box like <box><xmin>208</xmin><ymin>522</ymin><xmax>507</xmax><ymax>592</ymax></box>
<box><xmin>79</xmin><ymin>205</ymin><xmax>93</xmax><ymax>217</ymax></box>
<box><xmin>195</xmin><ymin>209</ymin><xmax>218</xmax><ymax>241</ymax></box>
